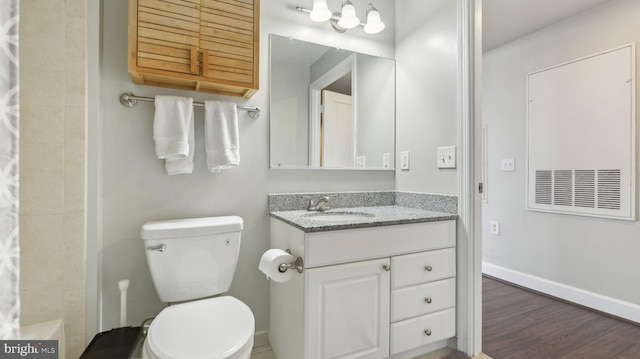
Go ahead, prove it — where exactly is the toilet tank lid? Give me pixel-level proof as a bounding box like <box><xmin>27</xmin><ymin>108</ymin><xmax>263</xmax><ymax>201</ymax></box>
<box><xmin>141</xmin><ymin>216</ymin><xmax>243</xmax><ymax>240</ymax></box>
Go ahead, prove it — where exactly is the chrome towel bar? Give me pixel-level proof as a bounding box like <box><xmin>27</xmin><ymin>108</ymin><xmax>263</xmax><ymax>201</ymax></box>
<box><xmin>119</xmin><ymin>93</ymin><xmax>261</xmax><ymax>119</ymax></box>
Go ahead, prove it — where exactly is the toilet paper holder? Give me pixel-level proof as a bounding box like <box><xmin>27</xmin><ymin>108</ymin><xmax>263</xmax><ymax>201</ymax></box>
<box><xmin>279</xmin><ymin>249</ymin><xmax>304</xmax><ymax>273</ymax></box>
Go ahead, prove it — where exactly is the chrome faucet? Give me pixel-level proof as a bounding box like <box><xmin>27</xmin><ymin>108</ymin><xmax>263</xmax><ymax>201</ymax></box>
<box><xmin>302</xmin><ymin>195</ymin><xmax>333</xmax><ymax>212</ymax></box>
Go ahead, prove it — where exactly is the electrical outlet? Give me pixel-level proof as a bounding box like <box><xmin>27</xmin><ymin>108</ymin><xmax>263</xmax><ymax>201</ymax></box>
<box><xmin>437</xmin><ymin>146</ymin><xmax>456</xmax><ymax>169</ymax></box>
<box><xmin>400</xmin><ymin>151</ymin><xmax>410</xmax><ymax>170</ymax></box>
<box><xmin>356</xmin><ymin>155</ymin><xmax>366</xmax><ymax>168</ymax></box>
<box><xmin>501</xmin><ymin>158</ymin><xmax>515</xmax><ymax>172</ymax></box>
<box><xmin>490</xmin><ymin>221</ymin><xmax>500</xmax><ymax>235</ymax></box>
<box><xmin>382</xmin><ymin>153</ymin><xmax>390</xmax><ymax>169</ymax></box>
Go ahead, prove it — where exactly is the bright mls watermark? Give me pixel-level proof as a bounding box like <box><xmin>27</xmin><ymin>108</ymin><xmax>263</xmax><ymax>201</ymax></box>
<box><xmin>0</xmin><ymin>341</ymin><xmax>58</xmax><ymax>358</ymax></box>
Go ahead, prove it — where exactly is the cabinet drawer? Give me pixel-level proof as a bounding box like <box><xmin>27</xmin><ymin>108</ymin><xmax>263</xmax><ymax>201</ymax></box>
<box><xmin>392</xmin><ymin>248</ymin><xmax>456</xmax><ymax>289</ymax></box>
<box><xmin>390</xmin><ymin>308</ymin><xmax>456</xmax><ymax>355</ymax></box>
<box><xmin>391</xmin><ymin>278</ymin><xmax>455</xmax><ymax>322</ymax></box>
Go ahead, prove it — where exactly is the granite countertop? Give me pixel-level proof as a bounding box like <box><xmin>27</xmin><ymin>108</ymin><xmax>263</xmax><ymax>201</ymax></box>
<box><xmin>270</xmin><ymin>205</ymin><xmax>457</xmax><ymax>233</ymax></box>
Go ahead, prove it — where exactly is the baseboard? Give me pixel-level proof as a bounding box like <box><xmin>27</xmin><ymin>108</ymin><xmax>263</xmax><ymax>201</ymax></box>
<box><xmin>483</xmin><ymin>262</ymin><xmax>640</xmax><ymax>323</ymax></box>
<box><xmin>253</xmin><ymin>330</ymin><xmax>269</xmax><ymax>348</ymax></box>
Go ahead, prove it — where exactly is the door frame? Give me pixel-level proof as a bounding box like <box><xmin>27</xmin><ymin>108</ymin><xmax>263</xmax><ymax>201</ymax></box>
<box><xmin>457</xmin><ymin>0</ymin><xmax>483</xmax><ymax>356</ymax></box>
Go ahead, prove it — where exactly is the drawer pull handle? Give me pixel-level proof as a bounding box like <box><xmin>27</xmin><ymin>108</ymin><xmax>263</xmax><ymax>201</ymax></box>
<box><xmin>425</xmin><ymin>265</ymin><xmax>433</xmax><ymax>272</ymax></box>
<box><xmin>425</xmin><ymin>297</ymin><xmax>432</xmax><ymax>304</ymax></box>
<box><xmin>383</xmin><ymin>263</ymin><xmax>391</xmax><ymax>271</ymax></box>
<box><xmin>424</xmin><ymin>329</ymin><xmax>432</xmax><ymax>336</ymax></box>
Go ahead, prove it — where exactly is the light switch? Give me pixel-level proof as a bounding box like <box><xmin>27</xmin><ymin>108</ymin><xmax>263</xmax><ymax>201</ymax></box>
<box><xmin>382</xmin><ymin>153</ymin><xmax>390</xmax><ymax>169</ymax></box>
<box><xmin>400</xmin><ymin>151</ymin><xmax>410</xmax><ymax>170</ymax></box>
<box><xmin>437</xmin><ymin>146</ymin><xmax>456</xmax><ymax>169</ymax></box>
<box><xmin>501</xmin><ymin>158</ymin><xmax>515</xmax><ymax>172</ymax></box>
<box><xmin>356</xmin><ymin>156</ymin><xmax>366</xmax><ymax>168</ymax></box>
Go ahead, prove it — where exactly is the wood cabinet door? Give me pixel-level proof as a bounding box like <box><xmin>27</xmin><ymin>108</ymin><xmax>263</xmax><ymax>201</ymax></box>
<box><xmin>305</xmin><ymin>258</ymin><xmax>390</xmax><ymax>359</ymax></box>
<box><xmin>199</xmin><ymin>0</ymin><xmax>258</xmax><ymax>87</ymax></box>
<box><xmin>134</xmin><ymin>0</ymin><xmax>201</xmax><ymax>76</ymax></box>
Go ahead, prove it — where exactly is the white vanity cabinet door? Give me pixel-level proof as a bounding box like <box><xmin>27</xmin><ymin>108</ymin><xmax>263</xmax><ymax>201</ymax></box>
<box><xmin>305</xmin><ymin>258</ymin><xmax>391</xmax><ymax>359</ymax></box>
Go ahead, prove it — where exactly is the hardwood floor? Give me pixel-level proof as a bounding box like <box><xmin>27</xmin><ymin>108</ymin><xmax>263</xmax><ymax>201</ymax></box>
<box><xmin>483</xmin><ymin>276</ymin><xmax>640</xmax><ymax>359</ymax></box>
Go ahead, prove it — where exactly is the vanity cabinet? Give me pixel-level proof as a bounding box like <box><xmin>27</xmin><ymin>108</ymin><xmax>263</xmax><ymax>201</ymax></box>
<box><xmin>307</xmin><ymin>258</ymin><xmax>390</xmax><ymax>358</ymax></box>
<box><xmin>269</xmin><ymin>218</ymin><xmax>457</xmax><ymax>359</ymax></box>
<box><xmin>128</xmin><ymin>0</ymin><xmax>259</xmax><ymax>98</ymax></box>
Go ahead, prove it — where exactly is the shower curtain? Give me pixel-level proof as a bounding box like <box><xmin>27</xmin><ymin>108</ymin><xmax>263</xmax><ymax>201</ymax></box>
<box><xmin>0</xmin><ymin>0</ymin><xmax>20</xmax><ymax>340</ymax></box>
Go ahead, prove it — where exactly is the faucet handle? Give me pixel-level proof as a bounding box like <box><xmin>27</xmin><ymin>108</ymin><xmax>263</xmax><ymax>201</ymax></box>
<box><xmin>301</xmin><ymin>195</ymin><xmax>315</xmax><ymax>211</ymax></box>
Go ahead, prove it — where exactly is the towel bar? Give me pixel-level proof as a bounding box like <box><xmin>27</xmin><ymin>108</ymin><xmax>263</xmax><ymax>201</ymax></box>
<box><xmin>119</xmin><ymin>93</ymin><xmax>261</xmax><ymax>119</ymax></box>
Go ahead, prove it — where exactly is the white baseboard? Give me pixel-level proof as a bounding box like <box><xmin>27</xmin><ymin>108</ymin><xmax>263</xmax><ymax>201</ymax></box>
<box><xmin>482</xmin><ymin>262</ymin><xmax>640</xmax><ymax>323</ymax></box>
<box><xmin>253</xmin><ymin>330</ymin><xmax>269</xmax><ymax>348</ymax></box>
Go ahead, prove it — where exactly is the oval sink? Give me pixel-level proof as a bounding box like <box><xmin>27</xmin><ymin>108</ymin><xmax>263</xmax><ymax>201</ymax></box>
<box><xmin>303</xmin><ymin>211</ymin><xmax>375</xmax><ymax>222</ymax></box>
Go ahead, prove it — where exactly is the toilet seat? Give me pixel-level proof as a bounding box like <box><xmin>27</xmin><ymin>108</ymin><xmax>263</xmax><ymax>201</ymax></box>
<box><xmin>144</xmin><ymin>296</ymin><xmax>255</xmax><ymax>359</ymax></box>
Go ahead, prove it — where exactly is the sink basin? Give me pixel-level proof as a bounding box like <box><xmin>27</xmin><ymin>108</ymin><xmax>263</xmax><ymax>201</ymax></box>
<box><xmin>303</xmin><ymin>211</ymin><xmax>375</xmax><ymax>222</ymax></box>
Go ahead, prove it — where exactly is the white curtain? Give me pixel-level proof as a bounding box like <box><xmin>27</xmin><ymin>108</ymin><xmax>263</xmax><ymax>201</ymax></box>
<box><xmin>0</xmin><ymin>0</ymin><xmax>20</xmax><ymax>340</ymax></box>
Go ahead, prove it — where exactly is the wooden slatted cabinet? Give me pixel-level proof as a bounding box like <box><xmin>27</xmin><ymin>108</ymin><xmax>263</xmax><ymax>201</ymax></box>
<box><xmin>128</xmin><ymin>0</ymin><xmax>259</xmax><ymax>98</ymax></box>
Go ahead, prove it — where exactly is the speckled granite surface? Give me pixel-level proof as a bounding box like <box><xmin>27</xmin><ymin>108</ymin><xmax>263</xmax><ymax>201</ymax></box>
<box><xmin>269</xmin><ymin>191</ymin><xmax>458</xmax><ymax>232</ymax></box>
<box><xmin>270</xmin><ymin>206</ymin><xmax>457</xmax><ymax>232</ymax></box>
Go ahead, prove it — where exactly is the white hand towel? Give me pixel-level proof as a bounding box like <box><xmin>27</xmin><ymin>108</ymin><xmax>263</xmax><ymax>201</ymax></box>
<box><xmin>204</xmin><ymin>101</ymin><xmax>240</xmax><ymax>173</ymax></box>
<box><xmin>164</xmin><ymin>110</ymin><xmax>194</xmax><ymax>175</ymax></box>
<box><xmin>153</xmin><ymin>95</ymin><xmax>194</xmax><ymax>175</ymax></box>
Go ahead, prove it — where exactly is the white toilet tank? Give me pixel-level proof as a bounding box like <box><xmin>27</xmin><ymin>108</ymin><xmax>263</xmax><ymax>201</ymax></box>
<box><xmin>141</xmin><ymin>216</ymin><xmax>243</xmax><ymax>302</ymax></box>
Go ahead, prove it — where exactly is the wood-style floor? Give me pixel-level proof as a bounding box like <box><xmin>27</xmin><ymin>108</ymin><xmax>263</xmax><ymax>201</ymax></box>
<box><xmin>483</xmin><ymin>276</ymin><xmax>640</xmax><ymax>359</ymax></box>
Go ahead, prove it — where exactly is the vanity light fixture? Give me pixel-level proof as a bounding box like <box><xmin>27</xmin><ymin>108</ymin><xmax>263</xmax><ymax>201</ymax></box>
<box><xmin>336</xmin><ymin>0</ymin><xmax>360</xmax><ymax>29</ymax></box>
<box><xmin>363</xmin><ymin>4</ymin><xmax>385</xmax><ymax>34</ymax></box>
<box><xmin>309</xmin><ymin>0</ymin><xmax>332</xmax><ymax>22</ymax></box>
<box><xmin>296</xmin><ymin>0</ymin><xmax>385</xmax><ymax>34</ymax></box>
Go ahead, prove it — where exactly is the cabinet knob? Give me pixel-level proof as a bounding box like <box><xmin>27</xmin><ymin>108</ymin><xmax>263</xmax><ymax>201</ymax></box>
<box><xmin>424</xmin><ymin>329</ymin><xmax>432</xmax><ymax>336</ymax></box>
<box><xmin>383</xmin><ymin>263</ymin><xmax>391</xmax><ymax>271</ymax></box>
<box><xmin>424</xmin><ymin>297</ymin><xmax>432</xmax><ymax>304</ymax></box>
<box><xmin>424</xmin><ymin>265</ymin><xmax>433</xmax><ymax>272</ymax></box>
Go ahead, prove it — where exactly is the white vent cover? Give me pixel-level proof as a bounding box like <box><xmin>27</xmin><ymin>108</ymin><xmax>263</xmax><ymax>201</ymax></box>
<box><xmin>527</xmin><ymin>45</ymin><xmax>635</xmax><ymax>220</ymax></box>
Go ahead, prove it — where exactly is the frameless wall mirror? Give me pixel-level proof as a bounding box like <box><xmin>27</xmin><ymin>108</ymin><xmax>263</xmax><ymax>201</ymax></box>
<box><xmin>269</xmin><ymin>34</ymin><xmax>395</xmax><ymax>170</ymax></box>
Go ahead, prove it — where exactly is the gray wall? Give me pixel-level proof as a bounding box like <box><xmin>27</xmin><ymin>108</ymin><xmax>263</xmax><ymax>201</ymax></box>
<box><xmin>395</xmin><ymin>0</ymin><xmax>459</xmax><ymax>194</ymax></box>
<box><xmin>483</xmin><ymin>0</ymin><xmax>640</xmax><ymax>311</ymax></box>
<box><xmin>95</xmin><ymin>0</ymin><xmax>396</xmax><ymax>333</ymax></box>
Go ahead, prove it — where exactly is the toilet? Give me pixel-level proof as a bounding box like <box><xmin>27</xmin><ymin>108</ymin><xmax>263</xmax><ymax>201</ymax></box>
<box><xmin>141</xmin><ymin>216</ymin><xmax>255</xmax><ymax>359</ymax></box>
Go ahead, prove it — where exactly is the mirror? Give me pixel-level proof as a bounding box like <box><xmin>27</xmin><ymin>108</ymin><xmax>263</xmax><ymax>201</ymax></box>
<box><xmin>269</xmin><ymin>35</ymin><xmax>395</xmax><ymax>170</ymax></box>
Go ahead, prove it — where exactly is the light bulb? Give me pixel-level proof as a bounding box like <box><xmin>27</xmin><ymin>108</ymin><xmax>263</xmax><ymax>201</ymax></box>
<box><xmin>337</xmin><ymin>0</ymin><xmax>360</xmax><ymax>29</ymax></box>
<box><xmin>364</xmin><ymin>4</ymin><xmax>385</xmax><ymax>34</ymax></box>
<box><xmin>309</xmin><ymin>0</ymin><xmax>332</xmax><ymax>22</ymax></box>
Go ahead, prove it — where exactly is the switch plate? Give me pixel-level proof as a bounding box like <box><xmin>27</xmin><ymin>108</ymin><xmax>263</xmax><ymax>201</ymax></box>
<box><xmin>501</xmin><ymin>158</ymin><xmax>515</xmax><ymax>172</ymax></box>
<box><xmin>356</xmin><ymin>155</ymin><xmax>366</xmax><ymax>168</ymax></box>
<box><xmin>400</xmin><ymin>151</ymin><xmax>410</xmax><ymax>170</ymax></box>
<box><xmin>382</xmin><ymin>153</ymin><xmax>390</xmax><ymax>169</ymax></box>
<box><xmin>490</xmin><ymin>221</ymin><xmax>500</xmax><ymax>235</ymax></box>
<box><xmin>437</xmin><ymin>146</ymin><xmax>456</xmax><ymax>169</ymax></box>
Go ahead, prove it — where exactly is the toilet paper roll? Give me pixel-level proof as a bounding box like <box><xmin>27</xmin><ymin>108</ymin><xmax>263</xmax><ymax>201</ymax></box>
<box><xmin>259</xmin><ymin>249</ymin><xmax>295</xmax><ymax>283</ymax></box>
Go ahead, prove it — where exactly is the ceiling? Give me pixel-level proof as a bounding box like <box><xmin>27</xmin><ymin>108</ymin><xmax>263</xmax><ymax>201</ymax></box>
<box><xmin>483</xmin><ymin>0</ymin><xmax>612</xmax><ymax>52</ymax></box>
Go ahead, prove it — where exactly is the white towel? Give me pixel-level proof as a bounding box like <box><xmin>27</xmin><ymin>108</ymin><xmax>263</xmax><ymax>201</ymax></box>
<box><xmin>153</xmin><ymin>96</ymin><xmax>194</xmax><ymax>175</ymax></box>
<box><xmin>204</xmin><ymin>101</ymin><xmax>240</xmax><ymax>173</ymax></box>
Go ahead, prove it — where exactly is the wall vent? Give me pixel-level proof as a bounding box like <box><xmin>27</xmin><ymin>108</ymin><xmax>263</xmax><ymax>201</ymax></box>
<box><xmin>526</xmin><ymin>44</ymin><xmax>635</xmax><ymax>220</ymax></box>
<box><xmin>535</xmin><ymin>170</ymin><xmax>552</xmax><ymax>205</ymax></box>
<box><xmin>533</xmin><ymin>169</ymin><xmax>620</xmax><ymax>212</ymax></box>
<box><xmin>597</xmin><ymin>170</ymin><xmax>621</xmax><ymax>210</ymax></box>
<box><xmin>574</xmin><ymin>170</ymin><xmax>595</xmax><ymax>208</ymax></box>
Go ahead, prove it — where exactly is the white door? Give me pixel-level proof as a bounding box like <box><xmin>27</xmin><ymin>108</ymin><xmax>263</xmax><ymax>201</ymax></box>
<box><xmin>305</xmin><ymin>258</ymin><xmax>390</xmax><ymax>359</ymax></box>
<box><xmin>322</xmin><ymin>90</ymin><xmax>354</xmax><ymax>167</ymax></box>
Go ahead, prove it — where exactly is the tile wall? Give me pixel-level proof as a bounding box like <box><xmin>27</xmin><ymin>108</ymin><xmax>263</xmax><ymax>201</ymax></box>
<box><xmin>19</xmin><ymin>0</ymin><xmax>86</xmax><ymax>357</ymax></box>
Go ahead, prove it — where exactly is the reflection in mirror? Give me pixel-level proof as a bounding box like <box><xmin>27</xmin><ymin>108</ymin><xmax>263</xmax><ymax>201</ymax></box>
<box><xmin>269</xmin><ymin>34</ymin><xmax>395</xmax><ymax>170</ymax></box>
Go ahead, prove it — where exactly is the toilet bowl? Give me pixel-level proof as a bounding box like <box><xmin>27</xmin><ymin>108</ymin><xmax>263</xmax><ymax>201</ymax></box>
<box><xmin>143</xmin><ymin>296</ymin><xmax>254</xmax><ymax>359</ymax></box>
<box><xmin>140</xmin><ymin>216</ymin><xmax>255</xmax><ymax>359</ymax></box>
